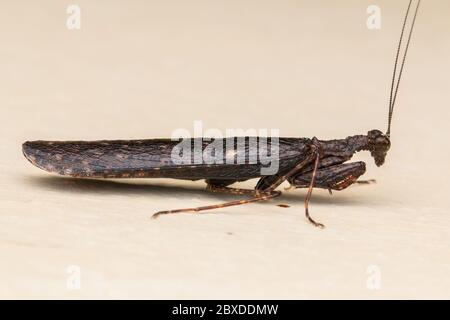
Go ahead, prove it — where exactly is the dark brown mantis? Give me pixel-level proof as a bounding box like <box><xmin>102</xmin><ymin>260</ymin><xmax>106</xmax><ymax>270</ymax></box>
<box><xmin>22</xmin><ymin>0</ymin><xmax>421</xmax><ymax>228</ymax></box>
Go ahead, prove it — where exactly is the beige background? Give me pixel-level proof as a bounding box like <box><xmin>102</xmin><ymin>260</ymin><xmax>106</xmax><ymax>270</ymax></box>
<box><xmin>1</xmin><ymin>0</ymin><xmax>449</xmax><ymax>299</ymax></box>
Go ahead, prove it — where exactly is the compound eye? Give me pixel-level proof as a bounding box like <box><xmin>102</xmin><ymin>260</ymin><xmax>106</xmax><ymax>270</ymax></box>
<box><xmin>376</xmin><ymin>136</ymin><xmax>390</xmax><ymax>146</ymax></box>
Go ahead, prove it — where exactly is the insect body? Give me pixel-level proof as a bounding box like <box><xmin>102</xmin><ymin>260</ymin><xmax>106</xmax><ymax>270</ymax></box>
<box><xmin>22</xmin><ymin>130</ymin><xmax>389</xmax><ymax>227</ymax></box>
<box><xmin>22</xmin><ymin>0</ymin><xmax>420</xmax><ymax>227</ymax></box>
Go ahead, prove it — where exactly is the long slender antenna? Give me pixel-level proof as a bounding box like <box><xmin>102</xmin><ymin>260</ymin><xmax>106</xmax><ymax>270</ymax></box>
<box><xmin>386</xmin><ymin>0</ymin><xmax>421</xmax><ymax>138</ymax></box>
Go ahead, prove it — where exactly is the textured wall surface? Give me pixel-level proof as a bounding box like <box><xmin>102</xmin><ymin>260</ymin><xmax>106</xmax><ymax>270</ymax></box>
<box><xmin>1</xmin><ymin>0</ymin><xmax>449</xmax><ymax>299</ymax></box>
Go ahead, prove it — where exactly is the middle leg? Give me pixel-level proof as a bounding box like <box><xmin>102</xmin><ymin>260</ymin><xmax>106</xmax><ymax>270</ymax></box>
<box><xmin>257</xmin><ymin>138</ymin><xmax>324</xmax><ymax>227</ymax></box>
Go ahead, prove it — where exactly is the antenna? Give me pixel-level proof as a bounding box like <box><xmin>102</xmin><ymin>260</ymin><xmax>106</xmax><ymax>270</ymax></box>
<box><xmin>386</xmin><ymin>0</ymin><xmax>421</xmax><ymax>138</ymax></box>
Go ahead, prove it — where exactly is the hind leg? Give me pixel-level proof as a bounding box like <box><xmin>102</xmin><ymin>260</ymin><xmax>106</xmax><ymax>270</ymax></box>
<box><xmin>152</xmin><ymin>179</ymin><xmax>281</xmax><ymax>218</ymax></box>
<box><xmin>205</xmin><ymin>179</ymin><xmax>255</xmax><ymax>195</ymax></box>
<box><xmin>152</xmin><ymin>188</ymin><xmax>281</xmax><ymax>218</ymax></box>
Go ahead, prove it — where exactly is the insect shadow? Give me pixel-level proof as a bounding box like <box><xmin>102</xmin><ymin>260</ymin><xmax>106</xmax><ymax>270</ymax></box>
<box><xmin>25</xmin><ymin>175</ymin><xmax>373</xmax><ymax>207</ymax></box>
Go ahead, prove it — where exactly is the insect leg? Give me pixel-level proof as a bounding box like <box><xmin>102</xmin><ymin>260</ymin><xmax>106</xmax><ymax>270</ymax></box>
<box><xmin>261</xmin><ymin>140</ymin><xmax>321</xmax><ymax>193</ymax></box>
<box><xmin>206</xmin><ymin>184</ymin><xmax>255</xmax><ymax>195</ymax></box>
<box><xmin>256</xmin><ymin>139</ymin><xmax>324</xmax><ymax>227</ymax></box>
<box><xmin>304</xmin><ymin>152</ymin><xmax>324</xmax><ymax>228</ymax></box>
<box><xmin>152</xmin><ymin>188</ymin><xmax>281</xmax><ymax>219</ymax></box>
